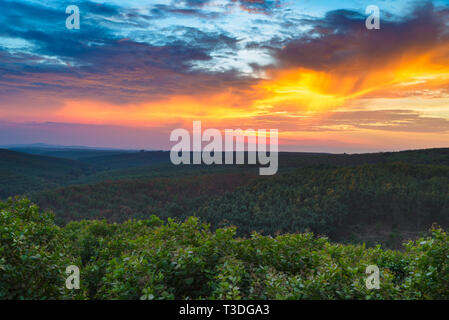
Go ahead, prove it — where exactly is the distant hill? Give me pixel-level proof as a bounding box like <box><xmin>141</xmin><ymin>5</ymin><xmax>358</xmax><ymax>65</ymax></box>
<box><xmin>1</xmin><ymin>142</ymin><xmax>131</xmax><ymax>150</ymax></box>
<box><xmin>277</xmin><ymin>148</ymin><xmax>449</xmax><ymax>168</ymax></box>
<box><xmin>3</xmin><ymin>143</ymin><xmax>135</xmax><ymax>160</ymax></box>
<box><xmin>80</xmin><ymin>150</ymin><xmax>172</xmax><ymax>169</ymax></box>
<box><xmin>79</xmin><ymin>148</ymin><xmax>449</xmax><ymax>172</ymax></box>
<box><xmin>0</xmin><ymin>149</ymin><xmax>97</xmax><ymax>198</ymax></box>
<box><xmin>8</xmin><ymin>148</ymin><xmax>134</xmax><ymax>160</ymax></box>
<box><xmin>2</xmin><ymin>146</ymin><xmax>449</xmax><ymax>200</ymax></box>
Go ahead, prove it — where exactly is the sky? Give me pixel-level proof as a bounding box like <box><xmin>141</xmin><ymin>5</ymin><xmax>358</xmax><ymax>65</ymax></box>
<box><xmin>0</xmin><ymin>0</ymin><xmax>449</xmax><ymax>152</ymax></box>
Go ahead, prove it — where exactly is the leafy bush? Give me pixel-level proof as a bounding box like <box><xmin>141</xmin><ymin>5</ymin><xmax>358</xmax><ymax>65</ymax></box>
<box><xmin>0</xmin><ymin>198</ymin><xmax>74</xmax><ymax>299</ymax></box>
<box><xmin>1</xmin><ymin>198</ymin><xmax>448</xmax><ymax>300</ymax></box>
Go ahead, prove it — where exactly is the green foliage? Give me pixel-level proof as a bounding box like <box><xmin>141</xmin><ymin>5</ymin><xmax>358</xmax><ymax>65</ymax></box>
<box><xmin>0</xmin><ymin>198</ymin><xmax>75</xmax><ymax>299</ymax></box>
<box><xmin>1</xmin><ymin>198</ymin><xmax>449</xmax><ymax>300</ymax></box>
<box><xmin>402</xmin><ymin>227</ymin><xmax>449</xmax><ymax>299</ymax></box>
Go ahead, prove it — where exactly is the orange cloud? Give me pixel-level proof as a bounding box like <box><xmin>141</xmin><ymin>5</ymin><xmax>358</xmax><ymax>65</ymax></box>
<box><xmin>29</xmin><ymin>42</ymin><xmax>449</xmax><ymax>139</ymax></box>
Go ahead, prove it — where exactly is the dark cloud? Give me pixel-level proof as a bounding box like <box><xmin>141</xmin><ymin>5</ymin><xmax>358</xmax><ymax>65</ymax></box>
<box><xmin>0</xmin><ymin>36</ymin><xmax>251</xmax><ymax>105</ymax></box>
<box><xmin>0</xmin><ymin>1</ymin><xmax>250</xmax><ymax>104</ymax></box>
<box><xmin>274</xmin><ymin>3</ymin><xmax>449</xmax><ymax>71</ymax></box>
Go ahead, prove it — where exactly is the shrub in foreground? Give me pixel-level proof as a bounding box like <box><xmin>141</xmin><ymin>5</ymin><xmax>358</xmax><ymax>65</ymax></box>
<box><xmin>1</xmin><ymin>198</ymin><xmax>448</xmax><ymax>300</ymax></box>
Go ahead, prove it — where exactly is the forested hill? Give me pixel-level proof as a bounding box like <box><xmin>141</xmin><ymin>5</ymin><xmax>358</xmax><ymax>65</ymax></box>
<box><xmin>278</xmin><ymin>148</ymin><xmax>449</xmax><ymax>168</ymax></box>
<box><xmin>7</xmin><ymin>147</ymin><xmax>132</xmax><ymax>160</ymax></box>
<box><xmin>1</xmin><ymin>146</ymin><xmax>448</xmax><ymax>204</ymax></box>
<box><xmin>0</xmin><ymin>149</ymin><xmax>96</xmax><ymax>198</ymax></box>
<box><xmin>30</xmin><ymin>162</ymin><xmax>449</xmax><ymax>248</ymax></box>
<box><xmin>8</xmin><ymin>145</ymin><xmax>449</xmax><ymax>169</ymax></box>
<box><xmin>80</xmin><ymin>150</ymin><xmax>171</xmax><ymax>169</ymax></box>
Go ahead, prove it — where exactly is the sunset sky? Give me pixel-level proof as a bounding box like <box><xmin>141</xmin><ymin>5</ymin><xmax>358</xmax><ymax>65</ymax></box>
<box><xmin>1</xmin><ymin>0</ymin><xmax>449</xmax><ymax>152</ymax></box>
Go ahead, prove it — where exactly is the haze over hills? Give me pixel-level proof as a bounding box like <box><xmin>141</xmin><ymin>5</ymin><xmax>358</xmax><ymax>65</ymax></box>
<box><xmin>0</xmin><ymin>143</ymin><xmax>120</xmax><ymax>149</ymax></box>
<box><xmin>0</xmin><ymin>143</ymin><xmax>137</xmax><ymax>160</ymax></box>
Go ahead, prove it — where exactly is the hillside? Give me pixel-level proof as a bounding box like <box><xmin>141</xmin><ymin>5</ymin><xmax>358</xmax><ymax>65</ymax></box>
<box><xmin>8</xmin><ymin>147</ymin><xmax>132</xmax><ymax>160</ymax></box>
<box><xmin>277</xmin><ymin>148</ymin><xmax>449</xmax><ymax>169</ymax></box>
<box><xmin>195</xmin><ymin>163</ymin><xmax>449</xmax><ymax>247</ymax></box>
<box><xmin>30</xmin><ymin>162</ymin><xmax>449</xmax><ymax>248</ymax></box>
<box><xmin>0</xmin><ymin>149</ymin><xmax>97</xmax><ymax>198</ymax></box>
<box><xmin>79</xmin><ymin>151</ymin><xmax>171</xmax><ymax>170</ymax></box>
<box><xmin>2</xmin><ymin>147</ymin><xmax>449</xmax><ymax>247</ymax></box>
<box><xmin>31</xmin><ymin>172</ymin><xmax>258</xmax><ymax>224</ymax></box>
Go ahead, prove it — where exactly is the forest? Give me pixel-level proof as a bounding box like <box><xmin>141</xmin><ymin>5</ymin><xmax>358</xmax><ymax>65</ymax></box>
<box><xmin>0</xmin><ymin>146</ymin><xmax>448</xmax><ymax>299</ymax></box>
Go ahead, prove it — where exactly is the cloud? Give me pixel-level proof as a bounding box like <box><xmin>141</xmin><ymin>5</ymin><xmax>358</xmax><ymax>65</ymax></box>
<box><xmin>174</xmin><ymin>0</ymin><xmax>213</xmax><ymax>7</ymax></box>
<box><xmin>237</xmin><ymin>108</ymin><xmax>449</xmax><ymax>134</ymax></box>
<box><xmin>0</xmin><ymin>0</ymin><xmax>251</xmax><ymax>105</ymax></box>
<box><xmin>319</xmin><ymin>110</ymin><xmax>449</xmax><ymax>133</ymax></box>
<box><xmin>231</xmin><ymin>0</ymin><xmax>282</xmax><ymax>14</ymax></box>
<box><xmin>274</xmin><ymin>3</ymin><xmax>449</xmax><ymax>71</ymax></box>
